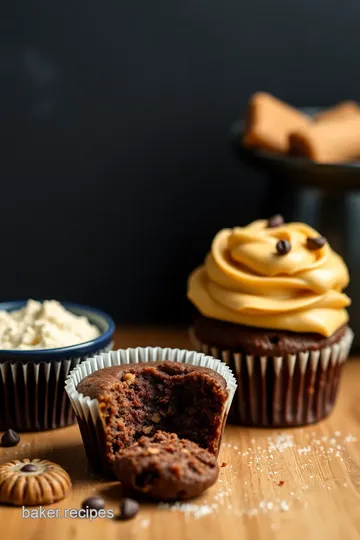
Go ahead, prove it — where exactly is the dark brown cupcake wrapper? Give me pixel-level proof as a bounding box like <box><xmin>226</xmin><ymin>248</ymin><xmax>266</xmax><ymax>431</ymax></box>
<box><xmin>189</xmin><ymin>327</ymin><xmax>353</xmax><ymax>427</ymax></box>
<box><xmin>65</xmin><ymin>347</ymin><xmax>237</xmax><ymax>475</ymax></box>
<box><xmin>0</xmin><ymin>343</ymin><xmax>113</xmax><ymax>432</ymax></box>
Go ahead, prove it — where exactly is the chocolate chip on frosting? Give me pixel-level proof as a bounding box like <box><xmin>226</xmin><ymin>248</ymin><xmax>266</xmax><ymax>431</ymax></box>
<box><xmin>267</xmin><ymin>214</ymin><xmax>284</xmax><ymax>228</ymax></box>
<box><xmin>276</xmin><ymin>239</ymin><xmax>291</xmax><ymax>255</ymax></box>
<box><xmin>0</xmin><ymin>459</ymin><xmax>72</xmax><ymax>506</ymax></box>
<box><xmin>307</xmin><ymin>236</ymin><xmax>327</xmax><ymax>250</ymax></box>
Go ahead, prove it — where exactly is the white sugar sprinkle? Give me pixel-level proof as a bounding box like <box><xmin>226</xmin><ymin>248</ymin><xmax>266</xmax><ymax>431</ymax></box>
<box><xmin>298</xmin><ymin>445</ymin><xmax>311</xmax><ymax>454</ymax></box>
<box><xmin>280</xmin><ymin>500</ymin><xmax>289</xmax><ymax>512</ymax></box>
<box><xmin>213</xmin><ymin>488</ymin><xmax>232</xmax><ymax>501</ymax></box>
<box><xmin>267</xmin><ymin>434</ymin><xmax>294</xmax><ymax>453</ymax></box>
<box><xmin>344</xmin><ymin>434</ymin><xmax>357</xmax><ymax>443</ymax></box>
<box><xmin>243</xmin><ymin>499</ymin><xmax>290</xmax><ymax>517</ymax></box>
<box><xmin>158</xmin><ymin>502</ymin><xmax>215</xmax><ymax>519</ymax></box>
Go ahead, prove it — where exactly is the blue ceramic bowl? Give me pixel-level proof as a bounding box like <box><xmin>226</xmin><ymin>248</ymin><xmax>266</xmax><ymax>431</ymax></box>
<box><xmin>0</xmin><ymin>301</ymin><xmax>115</xmax><ymax>431</ymax></box>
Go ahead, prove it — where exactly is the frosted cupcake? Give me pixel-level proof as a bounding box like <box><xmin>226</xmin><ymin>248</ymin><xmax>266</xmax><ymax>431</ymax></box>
<box><xmin>187</xmin><ymin>215</ymin><xmax>353</xmax><ymax>427</ymax></box>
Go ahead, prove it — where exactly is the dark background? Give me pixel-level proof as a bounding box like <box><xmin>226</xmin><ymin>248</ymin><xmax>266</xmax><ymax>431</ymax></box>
<box><xmin>1</xmin><ymin>0</ymin><xmax>358</xmax><ymax>323</ymax></box>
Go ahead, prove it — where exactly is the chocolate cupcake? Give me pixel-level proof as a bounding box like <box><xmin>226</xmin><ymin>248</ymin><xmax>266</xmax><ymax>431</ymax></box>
<box><xmin>187</xmin><ymin>216</ymin><xmax>353</xmax><ymax>427</ymax></box>
<box><xmin>65</xmin><ymin>347</ymin><xmax>237</xmax><ymax>476</ymax></box>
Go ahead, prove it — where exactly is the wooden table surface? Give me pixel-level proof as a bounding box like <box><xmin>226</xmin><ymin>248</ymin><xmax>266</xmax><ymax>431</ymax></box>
<box><xmin>1</xmin><ymin>327</ymin><xmax>360</xmax><ymax>540</ymax></box>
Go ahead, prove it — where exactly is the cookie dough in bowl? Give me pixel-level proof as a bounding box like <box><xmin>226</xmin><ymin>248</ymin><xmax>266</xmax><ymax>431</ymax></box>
<box><xmin>0</xmin><ymin>300</ymin><xmax>100</xmax><ymax>350</ymax></box>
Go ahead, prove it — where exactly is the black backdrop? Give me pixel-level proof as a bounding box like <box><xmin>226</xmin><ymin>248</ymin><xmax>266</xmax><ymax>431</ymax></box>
<box><xmin>1</xmin><ymin>0</ymin><xmax>358</xmax><ymax>322</ymax></box>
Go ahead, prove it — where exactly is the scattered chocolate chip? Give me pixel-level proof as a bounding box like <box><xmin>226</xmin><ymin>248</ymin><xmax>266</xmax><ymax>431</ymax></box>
<box><xmin>221</xmin><ymin>462</ymin><xmax>227</xmax><ymax>468</ymax></box>
<box><xmin>81</xmin><ymin>496</ymin><xmax>105</xmax><ymax>511</ymax></box>
<box><xmin>1</xmin><ymin>429</ymin><xmax>20</xmax><ymax>447</ymax></box>
<box><xmin>276</xmin><ymin>239</ymin><xmax>291</xmax><ymax>255</ymax></box>
<box><xmin>267</xmin><ymin>214</ymin><xmax>284</xmax><ymax>228</ymax></box>
<box><xmin>21</xmin><ymin>464</ymin><xmax>38</xmax><ymax>473</ymax></box>
<box><xmin>306</xmin><ymin>236</ymin><xmax>327</xmax><ymax>250</ymax></box>
<box><xmin>118</xmin><ymin>498</ymin><xmax>140</xmax><ymax>520</ymax></box>
<box><xmin>278</xmin><ymin>480</ymin><xmax>285</xmax><ymax>487</ymax></box>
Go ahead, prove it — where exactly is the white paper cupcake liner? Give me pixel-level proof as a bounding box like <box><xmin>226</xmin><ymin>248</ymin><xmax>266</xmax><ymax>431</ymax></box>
<box><xmin>65</xmin><ymin>347</ymin><xmax>237</xmax><ymax>474</ymax></box>
<box><xmin>0</xmin><ymin>343</ymin><xmax>113</xmax><ymax>432</ymax></box>
<box><xmin>189</xmin><ymin>327</ymin><xmax>353</xmax><ymax>427</ymax></box>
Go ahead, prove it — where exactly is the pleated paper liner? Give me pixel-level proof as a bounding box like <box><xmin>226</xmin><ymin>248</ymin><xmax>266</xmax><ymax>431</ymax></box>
<box><xmin>189</xmin><ymin>327</ymin><xmax>354</xmax><ymax>427</ymax></box>
<box><xmin>65</xmin><ymin>347</ymin><xmax>237</xmax><ymax>475</ymax></box>
<box><xmin>0</xmin><ymin>343</ymin><xmax>112</xmax><ymax>432</ymax></box>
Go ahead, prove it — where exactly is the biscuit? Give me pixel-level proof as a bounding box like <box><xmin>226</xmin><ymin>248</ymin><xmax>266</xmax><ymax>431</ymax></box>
<box><xmin>243</xmin><ymin>92</ymin><xmax>310</xmax><ymax>153</ymax></box>
<box><xmin>0</xmin><ymin>459</ymin><xmax>72</xmax><ymax>506</ymax></box>
<box><xmin>289</xmin><ymin>114</ymin><xmax>360</xmax><ymax>163</ymax></box>
<box><xmin>315</xmin><ymin>101</ymin><xmax>360</xmax><ymax>122</ymax></box>
<box><xmin>113</xmin><ymin>431</ymin><xmax>219</xmax><ymax>501</ymax></box>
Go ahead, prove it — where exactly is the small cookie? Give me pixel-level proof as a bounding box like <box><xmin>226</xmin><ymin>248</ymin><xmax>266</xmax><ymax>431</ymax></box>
<box><xmin>0</xmin><ymin>459</ymin><xmax>72</xmax><ymax>506</ymax></box>
<box><xmin>113</xmin><ymin>431</ymin><xmax>219</xmax><ymax>501</ymax></box>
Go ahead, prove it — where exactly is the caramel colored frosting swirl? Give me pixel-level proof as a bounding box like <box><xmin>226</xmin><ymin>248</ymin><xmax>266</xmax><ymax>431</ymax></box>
<box><xmin>187</xmin><ymin>220</ymin><xmax>350</xmax><ymax>337</ymax></box>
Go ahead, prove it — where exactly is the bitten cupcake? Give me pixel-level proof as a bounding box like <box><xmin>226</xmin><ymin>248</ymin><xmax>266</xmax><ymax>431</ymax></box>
<box><xmin>65</xmin><ymin>347</ymin><xmax>237</xmax><ymax>476</ymax></box>
<box><xmin>187</xmin><ymin>215</ymin><xmax>353</xmax><ymax>427</ymax></box>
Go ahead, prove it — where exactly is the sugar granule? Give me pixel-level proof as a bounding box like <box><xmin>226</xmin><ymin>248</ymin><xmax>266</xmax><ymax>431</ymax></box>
<box><xmin>159</xmin><ymin>502</ymin><xmax>215</xmax><ymax>519</ymax></box>
<box><xmin>267</xmin><ymin>434</ymin><xmax>294</xmax><ymax>453</ymax></box>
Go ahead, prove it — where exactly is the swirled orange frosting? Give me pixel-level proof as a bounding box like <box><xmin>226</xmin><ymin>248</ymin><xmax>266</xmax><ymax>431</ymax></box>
<box><xmin>187</xmin><ymin>220</ymin><xmax>350</xmax><ymax>336</ymax></box>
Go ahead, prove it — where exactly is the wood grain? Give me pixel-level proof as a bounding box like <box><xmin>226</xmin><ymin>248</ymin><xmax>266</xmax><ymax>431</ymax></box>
<box><xmin>1</xmin><ymin>327</ymin><xmax>360</xmax><ymax>540</ymax></box>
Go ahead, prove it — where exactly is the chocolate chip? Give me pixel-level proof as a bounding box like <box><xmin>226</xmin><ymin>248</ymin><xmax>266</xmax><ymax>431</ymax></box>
<box><xmin>21</xmin><ymin>463</ymin><xmax>38</xmax><ymax>473</ymax></box>
<box><xmin>118</xmin><ymin>498</ymin><xmax>140</xmax><ymax>520</ymax></box>
<box><xmin>276</xmin><ymin>239</ymin><xmax>291</xmax><ymax>255</ymax></box>
<box><xmin>306</xmin><ymin>236</ymin><xmax>327</xmax><ymax>250</ymax></box>
<box><xmin>1</xmin><ymin>429</ymin><xmax>20</xmax><ymax>447</ymax></box>
<box><xmin>81</xmin><ymin>496</ymin><xmax>105</xmax><ymax>511</ymax></box>
<box><xmin>267</xmin><ymin>214</ymin><xmax>284</xmax><ymax>228</ymax></box>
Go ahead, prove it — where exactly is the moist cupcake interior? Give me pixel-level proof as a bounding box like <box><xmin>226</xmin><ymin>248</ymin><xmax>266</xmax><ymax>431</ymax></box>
<box><xmin>92</xmin><ymin>362</ymin><xmax>227</xmax><ymax>462</ymax></box>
